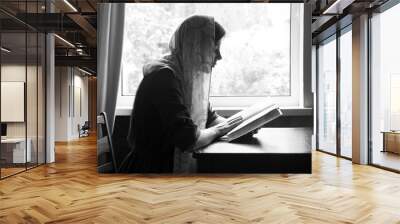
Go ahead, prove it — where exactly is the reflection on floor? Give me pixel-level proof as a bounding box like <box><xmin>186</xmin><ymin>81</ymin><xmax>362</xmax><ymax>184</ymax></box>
<box><xmin>0</xmin><ymin>167</ymin><xmax>25</xmax><ymax>178</ymax></box>
<box><xmin>373</xmin><ymin>150</ymin><xmax>400</xmax><ymax>171</ymax></box>
<box><xmin>0</xmin><ymin>163</ymin><xmax>41</xmax><ymax>178</ymax></box>
<box><xmin>0</xmin><ymin>136</ymin><xmax>400</xmax><ymax>223</ymax></box>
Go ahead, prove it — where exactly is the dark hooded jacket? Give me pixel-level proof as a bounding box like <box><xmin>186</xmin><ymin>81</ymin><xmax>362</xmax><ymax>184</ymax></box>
<box><xmin>119</xmin><ymin>66</ymin><xmax>218</xmax><ymax>173</ymax></box>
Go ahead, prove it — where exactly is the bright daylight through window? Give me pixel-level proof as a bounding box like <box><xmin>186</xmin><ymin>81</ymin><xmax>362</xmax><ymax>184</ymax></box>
<box><xmin>118</xmin><ymin>3</ymin><xmax>302</xmax><ymax>108</ymax></box>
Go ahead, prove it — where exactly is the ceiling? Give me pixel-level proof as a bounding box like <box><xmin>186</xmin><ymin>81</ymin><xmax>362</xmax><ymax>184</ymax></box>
<box><xmin>310</xmin><ymin>0</ymin><xmax>390</xmax><ymax>43</ymax></box>
<box><xmin>1</xmin><ymin>0</ymin><xmax>396</xmax><ymax>74</ymax></box>
<box><xmin>0</xmin><ymin>0</ymin><xmax>98</xmax><ymax>74</ymax></box>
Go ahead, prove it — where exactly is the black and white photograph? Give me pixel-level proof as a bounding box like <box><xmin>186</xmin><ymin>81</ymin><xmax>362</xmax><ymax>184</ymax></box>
<box><xmin>2</xmin><ymin>0</ymin><xmax>400</xmax><ymax>222</ymax></box>
<box><xmin>97</xmin><ymin>3</ymin><xmax>312</xmax><ymax>173</ymax></box>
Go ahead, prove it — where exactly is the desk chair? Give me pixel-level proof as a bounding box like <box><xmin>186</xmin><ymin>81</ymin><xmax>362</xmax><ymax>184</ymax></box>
<box><xmin>78</xmin><ymin>121</ymin><xmax>90</xmax><ymax>138</ymax></box>
<box><xmin>97</xmin><ymin>112</ymin><xmax>118</xmax><ymax>173</ymax></box>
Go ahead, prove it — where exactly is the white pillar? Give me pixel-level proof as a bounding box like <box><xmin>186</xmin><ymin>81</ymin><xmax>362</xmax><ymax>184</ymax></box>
<box><xmin>352</xmin><ymin>14</ymin><xmax>369</xmax><ymax>164</ymax></box>
<box><xmin>46</xmin><ymin>33</ymin><xmax>55</xmax><ymax>163</ymax></box>
<box><xmin>45</xmin><ymin>1</ymin><xmax>55</xmax><ymax>163</ymax></box>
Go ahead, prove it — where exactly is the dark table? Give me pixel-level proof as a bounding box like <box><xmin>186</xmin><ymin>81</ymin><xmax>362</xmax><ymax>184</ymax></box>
<box><xmin>193</xmin><ymin>127</ymin><xmax>312</xmax><ymax>173</ymax></box>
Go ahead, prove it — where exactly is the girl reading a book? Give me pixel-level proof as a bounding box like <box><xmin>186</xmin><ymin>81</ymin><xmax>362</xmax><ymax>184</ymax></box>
<box><xmin>121</xmin><ymin>15</ymin><xmax>232</xmax><ymax>173</ymax></box>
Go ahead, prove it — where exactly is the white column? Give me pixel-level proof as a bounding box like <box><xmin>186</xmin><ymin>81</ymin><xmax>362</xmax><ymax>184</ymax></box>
<box><xmin>45</xmin><ymin>1</ymin><xmax>55</xmax><ymax>163</ymax></box>
<box><xmin>46</xmin><ymin>33</ymin><xmax>55</xmax><ymax>163</ymax></box>
<box><xmin>352</xmin><ymin>14</ymin><xmax>369</xmax><ymax>164</ymax></box>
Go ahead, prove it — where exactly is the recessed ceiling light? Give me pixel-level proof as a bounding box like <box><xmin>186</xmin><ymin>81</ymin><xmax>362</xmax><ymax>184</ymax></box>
<box><xmin>63</xmin><ymin>0</ymin><xmax>78</xmax><ymax>12</ymax></box>
<box><xmin>54</xmin><ymin>34</ymin><xmax>75</xmax><ymax>48</ymax></box>
<box><xmin>78</xmin><ymin>67</ymin><xmax>92</xmax><ymax>76</ymax></box>
<box><xmin>1</xmin><ymin>47</ymin><xmax>11</xmax><ymax>53</ymax></box>
<box><xmin>322</xmin><ymin>0</ymin><xmax>355</xmax><ymax>15</ymax></box>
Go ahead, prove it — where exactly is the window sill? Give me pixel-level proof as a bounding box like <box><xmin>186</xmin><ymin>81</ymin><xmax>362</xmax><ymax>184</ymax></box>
<box><xmin>115</xmin><ymin>107</ymin><xmax>312</xmax><ymax>117</ymax></box>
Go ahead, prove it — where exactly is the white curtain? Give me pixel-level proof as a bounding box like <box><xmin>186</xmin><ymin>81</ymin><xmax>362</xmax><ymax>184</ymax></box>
<box><xmin>97</xmin><ymin>3</ymin><xmax>125</xmax><ymax>133</ymax></box>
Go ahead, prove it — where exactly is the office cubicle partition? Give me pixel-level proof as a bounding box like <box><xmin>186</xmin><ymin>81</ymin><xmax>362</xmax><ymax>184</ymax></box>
<box><xmin>0</xmin><ymin>1</ymin><xmax>47</xmax><ymax>179</ymax></box>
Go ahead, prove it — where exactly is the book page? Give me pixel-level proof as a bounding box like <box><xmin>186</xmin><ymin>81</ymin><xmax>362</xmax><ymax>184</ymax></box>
<box><xmin>219</xmin><ymin>104</ymin><xmax>282</xmax><ymax>142</ymax></box>
<box><xmin>217</xmin><ymin>101</ymin><xmax>276</xmax><ymax>129</ymax></box>
<box><xmin>228</xmin><ymin>104</ymin><xmax>279</xmax><ymax>134</ymax></box>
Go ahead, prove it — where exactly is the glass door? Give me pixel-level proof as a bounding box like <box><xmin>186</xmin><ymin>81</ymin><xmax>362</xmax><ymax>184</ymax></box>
<box><xmin>1</xmin><ymin>30</ymin><xmax>28</xmax><ymax>178</ymax></box>
<box><xmin>0</xmin><ymin>1</ymin><xmax>46</xmax><ymax>179</ymax></box>
<box><xmin>339</xmin><ymin>27</ymin><xmax>352</xmax><ymax>159</ymax></box>
<box><xmin>317</xmin><ymin>35</ymin><xmax>337</xmax><ymax>155</ymax></box>
<box><xmin>27</xmin><ymin>30</ymin><xmax>38</xmax><ymax>170</ymax></box>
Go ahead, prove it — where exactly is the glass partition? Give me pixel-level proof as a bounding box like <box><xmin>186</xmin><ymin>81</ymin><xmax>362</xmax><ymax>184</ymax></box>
<box><xmin>339</xmin><ymin>28</ymin><xmax>352</xmax><ymax>158</ymax></box>
<box><xmin>27</xmin><ymin>31</ymin><xmax>38</xmax><ymax>169</ymax></box>
<box><xmin>317</xmin><ymin>35</ymin><xmax>337</xmax><ymax>155</ymax></box>
<box><xmin>1</xmin><ymin>31</ymin><xmax>28</xmax><ymax>177</ymax></box>
<box><xmin>0</xmin><ymin>1</ymin><xmax>46</xmax><ymax>179</ymax></box>
<box><xmin>370</xmin><ymin>3</ymin><xmax>400</xmax><ymax>171</ymax></box>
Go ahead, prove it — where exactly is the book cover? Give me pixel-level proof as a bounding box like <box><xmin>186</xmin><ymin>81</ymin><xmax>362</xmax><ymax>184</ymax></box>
<box><xmin>219</xmin><ymin>103</ymin><xmax>283</xmax><ymax>142</ymax></box>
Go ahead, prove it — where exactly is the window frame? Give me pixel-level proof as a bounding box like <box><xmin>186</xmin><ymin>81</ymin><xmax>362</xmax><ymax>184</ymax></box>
<box><xmin>315</xmin><ymin>21</ymin><xmax>353</xmax><ymax>161</ymax></box>
<box><xmin>117</xmin><ymin>3</ymin><xmax>304</xmax><ymax>110</ymax></box>
<box><xmin>316</xmin><ymin>33</ymin><xmax>338</xmax><ymax>156</ymax></box>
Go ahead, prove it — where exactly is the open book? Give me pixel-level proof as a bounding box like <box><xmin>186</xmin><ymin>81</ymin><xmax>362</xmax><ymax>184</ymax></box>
<box><xmin>217</xmin><ymin>102</ymin><xmax>283</xmax><ymax>142</ymax></box>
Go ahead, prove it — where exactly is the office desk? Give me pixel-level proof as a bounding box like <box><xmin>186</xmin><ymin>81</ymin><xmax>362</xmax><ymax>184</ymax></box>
<box><xmin>193</xmin><ymin>128</ymin><xmax>312</xmax><ymax>173</ymax></box>
<box><xmin>381</xmin><ymin>131</ymin><xmax>400</xmax><ymax>154</ymax></box>
<box><xmin>1</xmin><ymin>138</ymin><xmax>31</xmax><ymax>164</ymax></box>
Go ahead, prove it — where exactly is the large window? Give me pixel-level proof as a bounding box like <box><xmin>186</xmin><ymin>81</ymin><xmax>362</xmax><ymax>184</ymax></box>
<box><xmin>339</xmin><ymin>28</ymin><xmax>352</xmax><ymax>158</ymax></box>
<box><xmin>118</xmin><ymin>3</ymin><xmax>303</xmax><ymax>109</ymax></box>
<box><xmin>316</xmin><ymin>26</ymin><xmax>353</xmax><ymax>159</ymax></box>
<box><xmin>370</xmin><ymin>3</ymin><xmax>400</xmax><ymax>171</ymax></box>
<box><xmin>317</xmin><ymin>36</ymin><xmax>337</xmax><ymax>155</ymax></box>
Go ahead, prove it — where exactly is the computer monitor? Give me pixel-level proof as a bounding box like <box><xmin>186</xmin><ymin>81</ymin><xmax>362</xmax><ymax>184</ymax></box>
<box><xmin>1</xmin><ymin>123</ymin><xmax>7</xmax><ymax>137</ymax></box>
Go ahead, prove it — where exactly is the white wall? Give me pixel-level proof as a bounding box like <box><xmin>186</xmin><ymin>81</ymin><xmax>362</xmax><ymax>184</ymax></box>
<box><xmin>1</xmin><ymin>63</ymin><xmax>46</xmax><ymax>164</ymax></box>
<box><xmin>72</xmin><ymin>72</ymin><xmax>89</xmax><ymax>138</ymax></box>
<box><xmin>55</xmin><ymin>67</ymin><xmax>89</xmax><ymax>141</ymax></box>
<box><xmin>1</xmin><ymin>65</ymin><xmax>42</xmax><ymax>138</ymax></box>
<box><xmin>55</xmin><ymin>66</ymin><xmax>69</xmax><ymax>141</ymax></box>
<box><xmin>1</xmin><ymin>65</ymin><xmax>26</xmax><ymax>137</ymax></box>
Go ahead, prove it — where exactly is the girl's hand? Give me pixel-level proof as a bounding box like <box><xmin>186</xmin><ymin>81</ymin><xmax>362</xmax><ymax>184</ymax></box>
<box><xmin>211</xmin><ymin>122</ymin><xmax>233</xmax><ymax>137</ymax></box>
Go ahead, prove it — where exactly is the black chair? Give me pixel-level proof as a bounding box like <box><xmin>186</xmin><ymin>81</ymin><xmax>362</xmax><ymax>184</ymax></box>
<box><xmin>97</xmin><ymin>112</ymin><xmax>118</xmax><ymax>173</ymax></box>
<box><xmin>78</xmin><ymin>121</ymin><xmax>90</xmax><ymax>138</ymax></box>
<box><xmin>112</xmin><ymin>115</ymin><xmax>136</xmax><ymax>173</ymax></box>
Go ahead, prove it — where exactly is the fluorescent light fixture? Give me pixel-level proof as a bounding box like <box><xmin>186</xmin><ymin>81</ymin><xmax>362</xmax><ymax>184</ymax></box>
<box><xmin>63</xmin><ymin>0</ymin><xmax>78</xmax><ymax>12</ymax></box>
<box><xmin>54</xmin><ymin>34</ymin><xmax>75</xmax><ymax>48</ymax></box>
<box><xmin>76</xmin><ymin>48</ymin><xmax>87</xmax><ymax>56</ymax></box>
<box><xmin>322</xmin><ymin>0</ymin><xmax>355</xmax><ymax>15</ymax></box>
<box><xmin>78</xmin><ymin>67</ymin><xmax>92</xmax><ymax>76</ymax></box>
<box><xmin>1</xmin><ymin>47</ymin><xmax>11</xmax><ymax>53</ymax></box>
